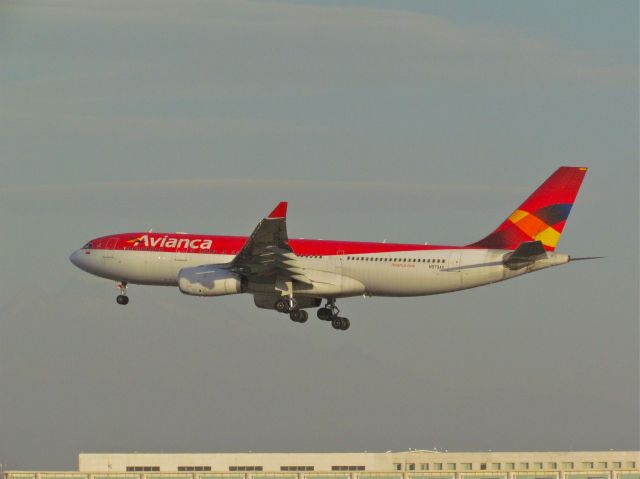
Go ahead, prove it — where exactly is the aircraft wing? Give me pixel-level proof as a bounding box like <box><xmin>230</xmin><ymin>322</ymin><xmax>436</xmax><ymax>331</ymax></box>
<box><xmin>226</xmin><ymin>202</ymin><xmax>312</xmax><ymax>285</ymax></box>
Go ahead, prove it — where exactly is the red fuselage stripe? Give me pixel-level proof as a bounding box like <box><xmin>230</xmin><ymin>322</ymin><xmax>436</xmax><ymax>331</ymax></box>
<box><xmin>86</xmin><ymin>233</ymin><xmax>482</xmax><ymax>255</ymax></box>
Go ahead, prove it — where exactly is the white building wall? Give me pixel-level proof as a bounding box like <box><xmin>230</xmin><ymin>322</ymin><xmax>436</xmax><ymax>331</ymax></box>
<box><xmin>76</xmin><ymin>452</ymin><xmax>639</xmax><ymax>473</ymax></box>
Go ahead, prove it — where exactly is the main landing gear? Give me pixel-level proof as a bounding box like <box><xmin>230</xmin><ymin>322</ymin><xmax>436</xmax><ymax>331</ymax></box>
<box><xmin>317</xmin><ymin>298</ymin><xmax>350</xmax><ymax>331</ymax></box>
<box><xmin>289</xmin><ymin>309</ymin><xmax>309</xmax><ymax>323</ymax></box>
<box><xmin>116</xmin><ymin>281</ymin><xmax>129</xmax><ymax>305</ymax></box>
<box><xmin>274</xmin><ymin>297</ymin><xmax>349</xmax><ymax>330</ymax></box>
<box><xmin>274</xmin><ymin>297</ymin><xmax>309</xmax><ymax>323</ymax></box>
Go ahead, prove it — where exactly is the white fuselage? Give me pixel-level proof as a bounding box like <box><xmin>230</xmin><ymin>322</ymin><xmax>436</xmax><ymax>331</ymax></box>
<box><xmin>69</xmin><ymin>247</ymin><xmax>570</xmax><ymax>298</ymax></box>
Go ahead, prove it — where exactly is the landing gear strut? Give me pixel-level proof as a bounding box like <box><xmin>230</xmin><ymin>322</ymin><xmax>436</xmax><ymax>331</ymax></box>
<box><xmin>274</xmin><ymin>297</ymin><xmax>297</xmax><ymax>314</ymax></box>
<box><xmin>116</xmin><ymin>281</ymin><xmax>129</xmax><ymax>305</ymax></box>
<box><xmin>317</xmin><ymin>299</ymin><xmax>350</xmax><ymax>331</ymax></box>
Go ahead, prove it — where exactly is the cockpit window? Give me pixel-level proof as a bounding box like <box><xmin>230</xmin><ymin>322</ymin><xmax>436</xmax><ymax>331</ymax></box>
<box><xmin>82</xmin><ymin>242</ymin><xmax>93</xmax><ymax>249</ymax></box>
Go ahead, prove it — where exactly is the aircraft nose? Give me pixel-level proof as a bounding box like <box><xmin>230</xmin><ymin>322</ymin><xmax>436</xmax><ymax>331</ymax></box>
<box><xmin>69</xmin><ymin>249</ymin><xmax>83</xmax><ymax>268</ymax></box>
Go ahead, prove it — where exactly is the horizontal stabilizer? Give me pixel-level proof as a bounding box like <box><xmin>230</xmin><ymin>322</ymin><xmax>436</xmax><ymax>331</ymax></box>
<box><xmin>569</xmin><ymin>256</ymin><xmax>605</xmax><ymax>261</ymax></box>
<box><xmin>503</xmin><ymin>240</ymin><xmax>548</xmax><ymax>270</ymax></box>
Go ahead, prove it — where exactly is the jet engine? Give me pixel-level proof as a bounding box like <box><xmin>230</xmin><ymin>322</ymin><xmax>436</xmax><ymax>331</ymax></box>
<box><xmin>178</xmin><ymin>266</ymin><xmax>244</xmax><ymax>296</ymax></box>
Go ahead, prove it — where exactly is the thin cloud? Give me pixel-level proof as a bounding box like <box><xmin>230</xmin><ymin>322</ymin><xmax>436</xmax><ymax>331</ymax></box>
<box><xmin>0</xmin><ymin>178</ymin><xmax>524</xmax><ymax>196</ymax></box>
<box><xmin>2</xmin><ymin>0</ymin><xmax>634</xmax><ymax>109</ymax></box>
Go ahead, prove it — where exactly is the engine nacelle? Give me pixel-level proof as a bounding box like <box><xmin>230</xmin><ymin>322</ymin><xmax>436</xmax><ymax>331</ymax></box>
<box><xmin>178</xmin><ymin>266</ymin><xmax>244</xmax><ymax>296</ymax></box>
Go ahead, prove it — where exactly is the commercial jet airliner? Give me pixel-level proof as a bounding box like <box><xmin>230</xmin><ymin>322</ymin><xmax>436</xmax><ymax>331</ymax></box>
<box><xmin>70</xmin><ymin>166</ymin><xmax>596</xmax><ymax>331</ymax></box>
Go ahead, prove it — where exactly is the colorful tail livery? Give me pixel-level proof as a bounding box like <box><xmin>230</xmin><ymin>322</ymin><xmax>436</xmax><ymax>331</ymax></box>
<box><xmin>470</xmin><ymin>166</ymin><xmax>588</xmax><ymax>251</ymax></box>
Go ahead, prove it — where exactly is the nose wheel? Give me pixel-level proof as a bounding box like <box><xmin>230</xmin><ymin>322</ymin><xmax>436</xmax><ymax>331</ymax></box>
<box><xmin>115</xmin><ymin>282</ymin><xmax>129</xmax><ymax>305</ymax></box>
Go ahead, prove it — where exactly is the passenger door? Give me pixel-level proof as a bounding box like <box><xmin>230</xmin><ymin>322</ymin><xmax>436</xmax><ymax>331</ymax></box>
<box><xmin>447</xmin><ymin>250</ymin><xmax>463</xmax><ymax>288</ymax></box>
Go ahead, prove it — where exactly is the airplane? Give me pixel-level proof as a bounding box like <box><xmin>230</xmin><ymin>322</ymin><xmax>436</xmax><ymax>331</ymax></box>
<box><xmin>70</xmin><ymin>166</ymin><xmax>597</xmax><ymax>331</ymax></box>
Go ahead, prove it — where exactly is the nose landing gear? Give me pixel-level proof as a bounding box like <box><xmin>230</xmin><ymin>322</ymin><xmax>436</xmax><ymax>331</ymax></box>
<box><xmin>116</xmin><ymin>281</ymin><xmax>129</xmax><ymax>305</ymax></box>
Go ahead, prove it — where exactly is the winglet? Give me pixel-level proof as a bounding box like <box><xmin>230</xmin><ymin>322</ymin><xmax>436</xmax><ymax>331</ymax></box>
<box><xmin>268</xmin><ymin>202</ymin><xmax>288</xmax><ymax>219</ymax></box>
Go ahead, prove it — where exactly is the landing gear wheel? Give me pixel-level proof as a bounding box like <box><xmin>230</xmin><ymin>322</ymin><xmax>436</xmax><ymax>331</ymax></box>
<box><xmin>320</xmin><ymin>298</ymin><xmax>340</xmax><ymax>321</ymax></box>
<box><xmin>290</xmin><ymin>309</ymin><xmax>308</xmax><ymax>323</ymax></box>
<box><xmin>331</xmin><ymin>317</ymin><xmax>350</xmax><ymax>330</ymax></box>
<box><xmin>317</xmin><ymin>307</ymin><xmax>332</xmax><ymax>321</ymax></box>
<box><xmin>115</xmin><ymin>281</ymin><xmax>128</xmax><ymax>305</ymax></box>
<box><xmin>275</xmin><ymin>298</ymin><xmax>289</xmax><ymax>313</ymax></box>
<box><xmin>275</xmin><ymin>297</ymin><xmax>298</xmax><ymax>314</ymax></box>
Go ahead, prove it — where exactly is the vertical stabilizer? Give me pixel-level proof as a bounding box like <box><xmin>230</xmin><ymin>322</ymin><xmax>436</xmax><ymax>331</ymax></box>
<box><xmin>469</xmin><ymin>166</ymin><xmax>588</xmax><ymax>251</ymax></box>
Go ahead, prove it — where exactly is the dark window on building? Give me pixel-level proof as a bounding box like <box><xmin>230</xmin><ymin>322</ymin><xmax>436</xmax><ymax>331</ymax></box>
<box><xmin>281</xmin><ymin>467</ymin><xmax>314</xmax><ymax>472</ymax></box>
<box><xmin>332</xmin><ymin>466</ymin><xmax>365</xmax><ymax>471</ymax></box>
<box><xmin>127</xmin><ymin>467</ymin><xmax>160</xmax><ymax>472</ymax></box>
<box><xmin>481</xmin><ymin>464</ymin><xmax>487</xmax><ymax>470</ymax></box>
<box><xmin>230</xmin><ymin>467</ymin><xmax>263</xmax><ymax>472</ymax></box>
<box><xmin>178</xmin><ymin>467</ymin><xmax>212</xmax><ymax>472</ymax></box>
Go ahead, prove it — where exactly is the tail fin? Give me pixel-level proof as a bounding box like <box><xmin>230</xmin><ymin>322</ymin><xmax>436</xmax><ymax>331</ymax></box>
<box><xmin>469</xmin><ymin>166</ymin><xmax>588</xmax><ymax>251</ymax></box>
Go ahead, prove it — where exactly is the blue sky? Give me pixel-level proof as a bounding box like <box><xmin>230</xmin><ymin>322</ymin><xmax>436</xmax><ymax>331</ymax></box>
<box><xmin>0</xmin><ymin>0</ymin><xmax>637</xmax><ymax>469</ymax></box>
